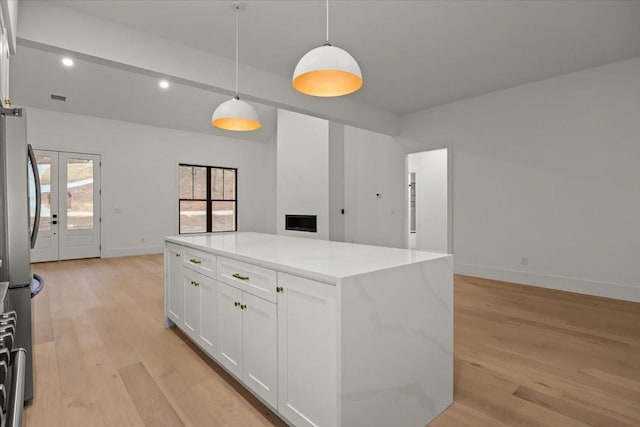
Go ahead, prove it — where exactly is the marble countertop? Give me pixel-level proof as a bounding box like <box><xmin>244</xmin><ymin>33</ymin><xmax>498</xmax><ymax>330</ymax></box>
<box><xmin>166</xmin><ymin>232</ymin><xmax>450</xmax><ymax>284</ymax></box>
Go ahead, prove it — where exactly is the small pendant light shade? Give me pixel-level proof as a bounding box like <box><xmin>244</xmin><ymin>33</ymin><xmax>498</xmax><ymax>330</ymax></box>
<box><xmin>212</xmin><ymin>1</ymin><xmax>261</xmax><ymax>131</ymax></box>
<box><xmin>292</xmin><ymin>44</ymin><xmax>362</xmax><ymax>97</ymax></box>
<box><xmin>211</xmin><ymin>97</ymin><xmax>261</xmax><ymax>131</ymax></box>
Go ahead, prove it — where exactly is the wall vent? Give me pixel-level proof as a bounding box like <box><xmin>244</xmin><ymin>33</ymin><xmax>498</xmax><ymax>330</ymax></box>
<box><xmin>50</xmin><ymin>94</ymin><xmax>67</xmax><ymax>102</ymax></box>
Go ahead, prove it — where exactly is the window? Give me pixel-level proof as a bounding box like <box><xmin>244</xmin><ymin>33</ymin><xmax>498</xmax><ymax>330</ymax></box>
<box><xmin>179</xmin><ymin>164</ymin><xmax>237</xmax><ymax>233</ymax></box>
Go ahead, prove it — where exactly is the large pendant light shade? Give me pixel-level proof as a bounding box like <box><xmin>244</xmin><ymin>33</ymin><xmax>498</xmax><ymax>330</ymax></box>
<box><xmin>292</xmin><ymin>0</ymin><xmax>362</xmax><ymax>97</ymax></box>
<box><xmin>212</xmin><ymin>1</ymin><xmax>261</xmax><ymax>131</ymax></box>
<box><xmin>293</xmin><ymin>44</ymin><xmax>362</xmax><ymax>97</ymax></box>
<box><xmin>211</xmin><ymin>97</ymin><xmax>261</xmax><ymax>131</ymax></box>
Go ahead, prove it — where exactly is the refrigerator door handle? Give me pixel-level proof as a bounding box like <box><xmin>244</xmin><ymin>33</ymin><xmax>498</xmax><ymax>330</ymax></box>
<box><xmin>27</xmin><ymin>144</ymin><xmax>41</xmax><ymax>249</ymax></box>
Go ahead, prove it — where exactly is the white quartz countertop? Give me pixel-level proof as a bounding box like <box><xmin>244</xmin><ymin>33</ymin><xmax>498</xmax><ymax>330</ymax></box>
<box><xmin>166</xmin><ymin>232</ymin><xmax>450</xmax><ymax>284</ymax></box>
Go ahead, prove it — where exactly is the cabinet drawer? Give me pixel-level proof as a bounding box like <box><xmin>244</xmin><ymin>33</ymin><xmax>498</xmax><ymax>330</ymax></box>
<box><xmin>182</xmin><ymin>247</ymin><xmax>216</xmax><ymax>278</ymax></box>
<box><xmin>217</xmin><ymin>257</ymin><xmax>277</xmax><ymax>303</ymax></box>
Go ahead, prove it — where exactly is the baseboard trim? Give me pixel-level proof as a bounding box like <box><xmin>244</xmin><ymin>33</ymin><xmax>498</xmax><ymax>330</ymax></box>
<box><xmin>455</xmin><ymin>263</ymin><xmax>640</xmax><ymax>303</ymax></box>
<box><xmin>101</xmin><ymin>245</ymin><xmax>164</xmax><ymax>258</ymax></box>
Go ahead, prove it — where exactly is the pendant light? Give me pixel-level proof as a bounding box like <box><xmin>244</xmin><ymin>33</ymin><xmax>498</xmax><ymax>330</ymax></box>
<box><xmin>292</xmin><ymin>0</ymin><xmax>362</xmax><ymax>97</ymax></box>
<box><xmin>212</xmin><ymin>1</ymin><xmax>261</xmax><ymax>131</ymax></box>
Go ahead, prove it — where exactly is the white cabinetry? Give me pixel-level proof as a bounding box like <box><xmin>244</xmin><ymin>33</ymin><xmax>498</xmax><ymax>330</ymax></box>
<box><xmin>217</xmin><ymin>279</ymin><xmax>278</xmax><ymax>408</ymax></box>
<box><xmin>182</xmin><ymin>267</ymin><xmax>201</xmax><ymax>338</ymax></box>
<box><xmin>277</xmin><ymin>273</ymin><xmax>337</xmax><ymax>427</ymax></box>
<box><xmin>165</xmin><ymin>244</ymin><xmax>217</xmax><ymax>358</ymax></box>
<box><xmin>181</xmin><ymin>267</ymin><xmax>217</xmax><ymax>357</ymax></box>
<box><xmin>198</xmin><ymin>274</ymin><xmax>217</xmax><ymax>357</ymax></box>
<box><xmin>242</xmin><ymin>292</ymin><xmax>278</xmax><ymax>407</ymax></box>
<box><xmin>165</xmin><ymin>233</ymin><xmax>454</xmax><ymax>427</ymax></box>
<box><xmin>0</xmin><ymin>0</ymin><xmax>17</xmax><ymax>108</ymax></box>
<box><xmin>165</xmin><ymin>244</ymin><xmax>183</xmax><ymax>324</ymax></box>
<box><xmin>217</xmin><ymin>282</ymin><xmax>243</xmax><ymax>377</ymax></box>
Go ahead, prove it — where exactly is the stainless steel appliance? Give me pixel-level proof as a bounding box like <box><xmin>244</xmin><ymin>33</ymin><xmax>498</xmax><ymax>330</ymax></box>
<box><xmin>0</xmin><ymin>282</ymin><xmax>26</xmax><ymax>427</ymax></box>
<box><xmin>0</xmin><ymin>106</ymin><xmax>41</xmax><ymax>412</ymax></box>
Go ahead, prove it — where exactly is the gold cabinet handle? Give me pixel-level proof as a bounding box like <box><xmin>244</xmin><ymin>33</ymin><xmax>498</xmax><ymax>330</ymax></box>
<box><xmin>189</xmin><ymin>258</ymin><xmax>202</xmax><ymax>264</ymax></box>
<box><xmin>234</xmin><ymin>301</ymin><xmax>241</xmax><ymax>307</ymax></box>
<box><xmin>176</xmin><ymin>253</ymin><xmax>181</xmax><ymax>257</ymax></box>
<box><xmin>232</xmin><ymin>273</ymin><xmax>249</xmax><ymax>281</ymax></box>
<box><xmin>276</xmin><ymin>286</ymin><xmax>284</xmax><ymax>293</ymax></box>
<box><xmin>240</xmin><ymin>304</ymin><xmax>247</xmax><ymax>310</ymax></box>
<box><xmin>191</xmin><ymin>280</ymin><xmax>200</xmax><ymax>287</ymax></box>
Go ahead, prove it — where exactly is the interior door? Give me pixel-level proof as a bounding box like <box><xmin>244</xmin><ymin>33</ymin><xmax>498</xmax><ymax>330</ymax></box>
<box><xmin>58</xmin><ymin>152</ymin><xmax>101</xmax><ymax>260</ymax></box>
<box><xmin>30</xmin><ymin>150</ymin><xmax>59</xmax><ymax>263</ymax></box>
<box><xmin>30</xmin><ymin>150</ymin><xmax>101</xmax><ymax>262</ymax></box>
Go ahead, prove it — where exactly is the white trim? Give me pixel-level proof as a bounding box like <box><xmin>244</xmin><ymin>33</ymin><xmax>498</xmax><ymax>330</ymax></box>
<box><xmin>101</xmin><ymin>245</ymin><xmax>164</xmax><ymax>258</ymax></box>
<box><xmin>455</xmin><ymin>263</ymin><xmax>640</xmax><ymax>303</ymax></box>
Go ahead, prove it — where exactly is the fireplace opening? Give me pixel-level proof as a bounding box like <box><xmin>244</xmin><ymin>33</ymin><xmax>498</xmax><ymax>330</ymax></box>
<box><xmin>285</xmin><ymin>215</ymin><xmax>317</xmax><ymax>233</ymax></box>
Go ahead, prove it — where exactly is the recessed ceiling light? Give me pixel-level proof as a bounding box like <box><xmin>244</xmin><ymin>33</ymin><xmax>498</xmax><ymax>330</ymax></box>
<box><xmin>159</xmin><ymin>80</ymin><xmax>170</xmax><ymax>89</ymax></box>
<box><xmin>62</xmin><ymin>57</ymin><xmax>74</xmax><ymax>67</ymax></box>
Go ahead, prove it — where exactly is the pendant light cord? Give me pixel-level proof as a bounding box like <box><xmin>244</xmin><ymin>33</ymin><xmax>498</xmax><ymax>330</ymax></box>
<box><xmin>235</xmin><ymin>3</ymin><xmax>239</xmax><ymax>98</ymax></box>
<box><xmin>326</xmin><ymin>0</ymin><xmax>329</xmax><ymax>44</ymax></box>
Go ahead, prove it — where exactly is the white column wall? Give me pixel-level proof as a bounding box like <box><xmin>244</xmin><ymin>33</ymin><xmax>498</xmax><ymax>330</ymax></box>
<box><xmin>276</xmin><ymin>109</ymin><xmax>329</xmax><ymax>240</ymax></box>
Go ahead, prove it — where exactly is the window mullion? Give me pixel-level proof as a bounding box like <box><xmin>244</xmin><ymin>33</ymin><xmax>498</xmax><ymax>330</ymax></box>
<box><xmin>206</xmin><ymin>167</ymin><xmax>212</xmax><ymax>232</ymax></box>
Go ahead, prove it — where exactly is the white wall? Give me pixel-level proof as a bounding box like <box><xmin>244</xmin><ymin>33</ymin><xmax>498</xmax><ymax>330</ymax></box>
<box><xmin>276</xmin><ymin>109</ymin><xmax>329</xmax><ymax>240</ymax></box>
<box><xmin>26</xmin><ymin>107</ymin><xmax>276</xmax><ymax>258</ymax></box>
<box><xmin>344</xmin><ymin>126</ymin><xmax>407</xmax><ymax>249</ymax></box>
<box><xmin>328</xmin><ymin>122</ymin><xmax>345</xmax><ymax>242</ymax></box>
<box><xmin>401</xmin><ymin>57</ymin><xmax>640</xmax><ymax>302</ymax></box>
<box><xmin>408</xmin><ymin>149</ymin><xmax>448</xmax><ymax>253</ymax></box>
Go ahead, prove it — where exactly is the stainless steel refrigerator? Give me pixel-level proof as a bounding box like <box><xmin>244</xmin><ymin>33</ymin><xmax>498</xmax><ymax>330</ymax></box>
<box><xmin>0</xmin><ymin>106</ymin><xmax>42</xmax><ymax>405</ymax></box>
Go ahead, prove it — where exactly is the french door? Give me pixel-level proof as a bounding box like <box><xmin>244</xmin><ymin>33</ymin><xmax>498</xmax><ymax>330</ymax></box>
<box><xmin>30</xmin><ymin>150</ymin><xmax>101</xmax><ymax>262</ymax></box>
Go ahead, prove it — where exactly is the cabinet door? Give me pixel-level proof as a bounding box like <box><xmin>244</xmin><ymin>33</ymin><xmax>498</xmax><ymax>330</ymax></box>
<box><xmin>198</xmin><ymin>276</ymin><xmax>217</xmax><ymax>357</ymax></box>
<box><xmin>277</xmin><ymin>273</ymin><xmax>337</xmax><ymax>427</ymax></box>
<box><xmin>166</xmin><ymin>246</ymin><xmax>183</xmax><ymax>324</ymax></box>
<box><xmin>242</xmin><ymin>293</ymin><xmax>277</xmax><ymax>408</ymax></box>
<box><xmin>182</xmin><ymin>267</ymin><xmax>202</xmax><ymax>340</ymax></box>
<box><xmin>217</xmin><ymin>282</ymin><xmax>243</xmax><ymax>378</ymax></box>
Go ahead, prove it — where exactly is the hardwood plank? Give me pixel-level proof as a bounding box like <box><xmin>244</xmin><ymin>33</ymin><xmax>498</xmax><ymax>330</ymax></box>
<box><xmin>24</xmin><ymin>341</ymin><xmax>64</xmax><ymax>427</ymax></box>
<box><xmin>83</xmin><ymin>346</ymin><xmax>146</xmax><ymax>427</ymax></box>
<box><xmin>52</xmin><ymin>316</ymin><xmax>106</xmax><ymax>427</ymax></box>
<box><xmin>513</xmin><ymin>386</ymin><xmax>638</xmax><ymax>427</ymax></box>
<box><xmin>32</xmin><ymin>279</ymin><xmax>54</xmax><ymax>344</ymax></box>
<box><xmin>25</xmin><ymin>256</ymin><xmax>640</xmax><ymax>427</ymax></box>
<box><xmin>119</xmin><ymin>361</ymin><xmax>184</xmax><ymax>427</ymax></box>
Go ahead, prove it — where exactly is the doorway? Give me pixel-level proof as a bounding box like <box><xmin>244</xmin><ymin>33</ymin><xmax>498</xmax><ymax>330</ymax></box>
<box><xmin>407</xmin><ymin>148</ymin><xmax>451</xmax><ymax>253</ymax></box>
<box><xmin>30</xmin><ymin>150</ymin><xmax>101</xmax><ymax>262</ymax></box>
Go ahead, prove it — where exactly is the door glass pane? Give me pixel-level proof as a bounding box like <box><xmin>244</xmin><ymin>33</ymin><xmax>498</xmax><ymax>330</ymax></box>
<box><xmin>36</xmin><ymin>155</ymin><xmax>52</xmax><ymax>231</ymax></box>
<box><xmin>212</xmin><ymin>201</ymin><xmax>236</xmax><ymax>232</ymax></box>
<box><xmin>67</xmin><ymin>158</ymin><xmax>94</xmax><ymax>230</ymax></box>
<box><xmin>211</xmin><ymin>168</ymin><xmax>224</xmax><ymax>199</ymax></box>
<box><xmin>180</xmin><ymin>201</ymin><xmax>207</xmax><ymax>233</ymax></box>
<box><xmin>179</xmin><ymin>165</ymin><xmax>207</xmax><ymax>199</ymax></box>
<box><xmin>223</xmin><ymin>169</ymin><xmax>236</xmax><ymax>200</ymax></box>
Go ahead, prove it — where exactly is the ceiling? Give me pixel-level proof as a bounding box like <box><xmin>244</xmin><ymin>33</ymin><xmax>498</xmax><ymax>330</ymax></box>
<box><xmin>10</xmin><ymin>45</ymin><xmax>278</xmax><ymax>141</ymax></box>
<box><xmin>46</xmin><ymin>0</ymin><xmax>640</xmax><ymax>115</ymax></box>
<box><xmin>11</xmin><ymin>1</ymin><xmax>640</xmax><ymax>139</ymax></box>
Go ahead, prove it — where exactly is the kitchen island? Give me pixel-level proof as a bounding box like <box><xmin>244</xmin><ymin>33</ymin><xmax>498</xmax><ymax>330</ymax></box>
<box><xmin>164</xmin><ymin>232</ymin><xmax>453</xmax><ymax>427</ymax></box>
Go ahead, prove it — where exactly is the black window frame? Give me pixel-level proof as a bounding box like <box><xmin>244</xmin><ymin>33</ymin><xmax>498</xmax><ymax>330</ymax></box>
<box><xmin>178</xmin><ymin>163</ymin><xmax>238</xmax><ymax>234</ymax></box>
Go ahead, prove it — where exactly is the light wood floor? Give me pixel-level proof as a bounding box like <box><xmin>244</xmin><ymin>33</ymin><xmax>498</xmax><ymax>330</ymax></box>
<box><xmin>24</xmin><ymin>255</ymin><xmax>640</xmax><ymax>427</ymax></box>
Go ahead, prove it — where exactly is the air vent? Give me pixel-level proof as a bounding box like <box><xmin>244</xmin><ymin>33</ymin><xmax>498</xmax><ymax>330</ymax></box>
<box><xmin>50</xmin><ymin>94</ymin><xmax>66</xmax><ymax>102</ymax></box>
